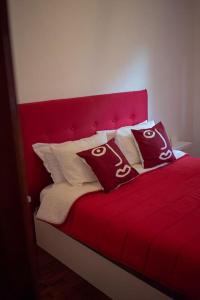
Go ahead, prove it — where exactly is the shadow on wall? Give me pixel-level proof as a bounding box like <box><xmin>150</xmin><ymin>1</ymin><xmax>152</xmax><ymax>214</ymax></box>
<box><xmin>9</xmin><ymin>0</ymin><xmax>194</xmax><ymax>149</ymax></box>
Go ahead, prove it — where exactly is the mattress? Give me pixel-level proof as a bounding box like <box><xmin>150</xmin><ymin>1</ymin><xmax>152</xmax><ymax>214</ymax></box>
<box><xmin>56</xmin><ymin>155</ymin><xmax>200</xmax><ymax>300</ymax></box>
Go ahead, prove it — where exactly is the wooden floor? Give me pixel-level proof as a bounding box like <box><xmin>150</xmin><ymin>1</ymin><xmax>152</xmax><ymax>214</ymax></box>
<box><xmin>37</xmin><ymin>247</ymin><xmax>110</xmax><ymax>300</ymax></box>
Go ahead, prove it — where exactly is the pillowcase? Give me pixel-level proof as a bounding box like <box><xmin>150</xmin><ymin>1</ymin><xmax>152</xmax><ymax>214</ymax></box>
<box><xmin>97</xmin><ymin>120</ymin><xmax>155</xmax><ymax>165</ymax></box>
<box><xmin>115</xmin><ymin>120</ymin><xmax>155</xmax><ymax>165</ymax></box>
<box><xmin>96</xmin><ymin>129</ymin><xmax>116</xmax><ymax>140</ymax></box>
<box><xmin>51</xmin><ymin>133</ymin><xmax>107</xmax><ymax>185</ymax></box>
<box><xmin>77</xmin><ymin>139</ymin><xmax>138</xmax><ymax>192</ymax></box>
<box><xmin>96</xmin><ymin>120</ymin><xmax>148</xmax><ymax>140</ymax></box>
<box><xmin>33</xmin><ymin>143</ymin><xmax>65</xmax><ymax>183</ymax></box>
<box><xmin>132</xmin><ymin>122</ymin><xmax>176</xmax><ymax>168</ymax></box>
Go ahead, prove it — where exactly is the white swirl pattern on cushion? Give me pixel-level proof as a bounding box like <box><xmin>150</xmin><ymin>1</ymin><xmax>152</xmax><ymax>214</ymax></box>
<box><xmin>92</xmin><ymin>143</ymin><xmax>131</xmax><ymax>178</ymax></box>
<box><xmin>143</xmin><ymin>127</ymin><xmax>173</xmax><ymax>161</ymax></box>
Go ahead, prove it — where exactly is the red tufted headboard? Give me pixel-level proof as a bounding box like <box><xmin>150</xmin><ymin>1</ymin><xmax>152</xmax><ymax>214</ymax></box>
<box><xmin>19</xmin><ymin>89</ymin><xmax>148</xmax><ymax>208</ymax></box>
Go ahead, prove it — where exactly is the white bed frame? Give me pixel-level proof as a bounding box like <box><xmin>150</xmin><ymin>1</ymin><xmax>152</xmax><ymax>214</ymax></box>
<box><xmin>35</xmin><ymin>217</ymin><xmax>173</xmax><ymax>300</ymax></box>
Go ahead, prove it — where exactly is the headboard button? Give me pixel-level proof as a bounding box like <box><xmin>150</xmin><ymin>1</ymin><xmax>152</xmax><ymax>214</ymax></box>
<box><xmin>112</xmin><ymin>118</ymin><xmax>118</xmax><ymax>123</ymax></box>
<box><xmin>131</xmin><ymin>114</ymin><xmax>135</xmax><ymax>120</ymax></box>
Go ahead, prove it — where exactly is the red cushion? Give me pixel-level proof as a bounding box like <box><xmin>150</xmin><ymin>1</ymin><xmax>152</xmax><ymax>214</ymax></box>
<box><xmin>77</xmin><ymin>139</ymin><xmax>138</xmax><ymax>192</ymax></box>
<box><xmin>132</xmin><ymin>122</ymin><xmax>176</xmax><ymax>168</ymax></box>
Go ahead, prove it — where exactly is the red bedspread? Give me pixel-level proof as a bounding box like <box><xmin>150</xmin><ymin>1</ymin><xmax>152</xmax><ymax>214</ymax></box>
<box><xmin>58</xmin><ymin>156</ymin><xmax>200</xmax><ymax>299</ymax></box>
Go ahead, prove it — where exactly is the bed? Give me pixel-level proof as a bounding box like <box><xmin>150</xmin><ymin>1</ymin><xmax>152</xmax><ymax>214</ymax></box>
<box><xmin>19</xmin><ymin>90</ymin><xmax>200</xmax><ymax>300</ymax></box>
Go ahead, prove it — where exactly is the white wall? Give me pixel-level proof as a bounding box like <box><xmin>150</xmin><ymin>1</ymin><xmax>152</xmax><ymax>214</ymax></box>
<box><xmin>192</xmin><ymin>0</ymin><xmax>200</xmax><ymax>156</ymax></box>
<box><xmin>8</xmin><ymin>0</ymin><xmax>194</xmax><ymax>142</ymax></box>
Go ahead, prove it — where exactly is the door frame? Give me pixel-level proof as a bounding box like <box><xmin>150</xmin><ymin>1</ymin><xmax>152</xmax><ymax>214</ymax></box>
<box><xmin>0</xmin><ymin>1</ymin><xmax>37</xmax><ymax>299</ymax></box>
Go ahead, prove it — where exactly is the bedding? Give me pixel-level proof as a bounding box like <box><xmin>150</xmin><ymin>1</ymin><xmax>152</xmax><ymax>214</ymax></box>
<box><xmin>97</xmin><ymin>120</ymin><xmax>155</xmax><ymax>166</ymax></box>
<box><xmin>36</xmin><ymin>150</ymin><xmax>185</xmax><ymax>224</ymax></box>
<box><xmin>133</xmin><ymin>149</ymin><xmax>185</xmax><ymax>174</ymax></box>
<box><xmin>96</xmin><ymin>120</ymin><xmax>149</xmax><ymax>139</ymax></box>
<box><xmin>36</xmin><ymin>181</ymin><xmax>103</xmax><ymax>224</ymax></box>
<box><xmin>115</xmin><ymin>120</ymin><xmax>155</xmax><ymax>165</ymax></box>
<box><xmin>132</xmin><ymin>122</ymin><xmax>175</xmax><ymax>168</ymax></box>
<box><xmin>78</xmin><ymin>139</ymin><xmax>138</xmax><ymax>192</ymax></box>
<box><xmin>33</xmin><ymin>143</ymin><xmax>65</xmax><ymax>183</ymax></box>
<box><xmin>51</xmin><ymin>132</ymin><xmax>107</xmax><ymax>185</ymax></box>
<box><xmin>55</xmin><ymin>155</ymin><xmax>200</xmax><ymax>300</ymax></box>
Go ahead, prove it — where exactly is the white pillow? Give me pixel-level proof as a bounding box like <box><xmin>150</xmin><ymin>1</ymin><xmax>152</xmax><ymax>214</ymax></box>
<box><xmin>115</xmin><ymin>120</ymin><xmax>155</xmax><ymax>165</ymax></box>
<box><xmin>32</xmin><ymin>143</ymin><xmax>65</xmax><ymax>183</ymax></box>
<box><xmin>96</xmin><ymin>129</ymin><xmax>116</xmax><ymax>140</ymax></box>
<box><xmin>96</xmin><ymin>120</ymin><xmax>148</xmax><ymax>140</ymax></box>
<box><xmin>51</xmin><ymin>133</ymin><xmax>107</xmax><ymax>185</ymax></box>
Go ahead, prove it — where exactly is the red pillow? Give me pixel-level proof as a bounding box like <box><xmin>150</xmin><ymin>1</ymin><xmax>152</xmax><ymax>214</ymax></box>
<box><xmin>132</xmin><ymin>122</ymin><xmax>176</xmax><ymax>168</ymax></box>
<box><xmin>77</xmin><ymin>139</ymin><xmax>138</xmax><ymax>192</ymax></box>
